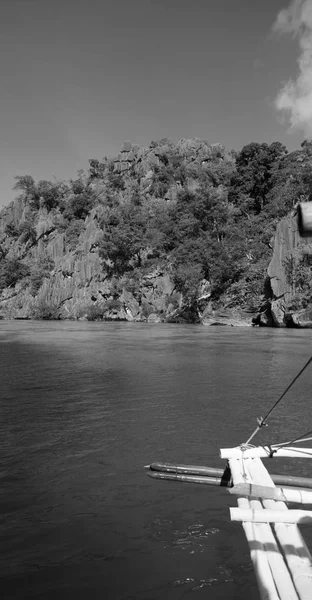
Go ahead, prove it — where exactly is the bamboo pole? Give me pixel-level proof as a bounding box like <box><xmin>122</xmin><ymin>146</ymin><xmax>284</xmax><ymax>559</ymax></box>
<box><xmin>250</xmin><ymin>458</ymin><xmax>312</xmax><ymax>600</ymax></box>
<box><xmin>235</xmin><ymin>498</ymin><xmax>281</xmax><ymax>599</ymax></box>
<box><xmin>148</xmin><ymin>463</ymin><xmax>226</xmax><ymax>476</ymax></box>
<box><xmin>229</xmin><ymin>460</ymin><xmax>291</xmax><ymax>599</ymax></box>
<box><xmin>228</xmin><ymin>458</ymin><xmax>312</xmax><ymax>599</ymax></box>
<box><xmin>229</xmin><ymin>483</ymin><xmax>312</xmax><ymax>504</ymax></box>
<box><xmin>248</xmin><ymin>498</ymin><xmax>300</xmax><ymax>600</ymax></box>
<box><xmin>230</xmin><ymin>508</ymin><xmax>312</xmax><ymax>524</ymax></box>
<box><xmin>147</xmin><ymin>462</ymin><xmax>312</xmax><ymax>489</ymax></box>
<box><xmin>264</xmin><ymin>498</ymin><xmax>312</xmax><ymax>600</ymax></box>
<box><xmin>221</xmin><ymin>447</ymin><xmax>312</xmax><ymax>460</ymax></box>
<box><xmin>147</xmin><ymin>471</ymin><xmax>232</xmax><ymax>486</ymax></box>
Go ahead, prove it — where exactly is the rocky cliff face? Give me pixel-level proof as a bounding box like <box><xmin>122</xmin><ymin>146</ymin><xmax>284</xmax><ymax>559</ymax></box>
<box><xmin>0</xmin><ymin>198</ymin><xmax>308</xmax><ymax>326</ymax></box>
<box><xmin>0</xmin><ymin>139</ymin><xmax>236</xmax><ymax>323</ymax></box>
<box><xmin>0</xmin><ymin>196</ymin><xmax>181</xmax><ymax>321</ymax></box>
<box><xmin>0</xmin><ymin>139</ymin><xmax>310</xmax><ymax>326</ymax></box>
<box><xmin>256</xmin><ymin>213</ymin><xmax>312</xmax><ymax>327</ymax></box>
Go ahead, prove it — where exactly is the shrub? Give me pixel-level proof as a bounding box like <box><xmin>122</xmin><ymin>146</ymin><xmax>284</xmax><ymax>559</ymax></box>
<box><xmin>141</xmin><ymin>300</ymin><xmax>155</xmax><ymax>318</ymax></box>
<box><xmin>29</xmin><ymin>256</ymin><xmax>55</xmax><ymax>296</ymax></box>
<box><xmin>85</xmin><ymin>305</ymin><xmax>105</xmax><ymax>321</ymax></box>
<box><xmin>103</xmin><ymin>298</ymin><xmax>121</xmax><ymax>311</ymax></box>
<box><xmin>5</xmin><ymin>223</ymin><xmax>19</xmax><ymax>238</ymax></box>
<box><xmin>63</xmin><ymin>193</ymin><xmax>95</xmax><ymax>221</ymax></box>
<box><xmin>65</xmin><ymin>219</ymin><xmax>85</xmax><ymax>249</ymax></box>
<box><xmin>0</xmin><ymin>258</ymin><xmax>30</xmax><ymax>291</ymax></box>
<box><xmin>37</xmin><ymin>180</ymin><xmax>63</xmax><ymax>211</ymax></box>
<box><xmin>76</xmin><ymin>304</ymin><xmax>106</xmax><ymax>321</ymax></box>
<box><xmin>18</xmin><ymin>222</ymin><xmax>37</xmax><ymax>244</ymax></box>
<box><xmin>30</xmin><ymin>300</ymin><xmax>60</xmax><ymax>320</ymax></box>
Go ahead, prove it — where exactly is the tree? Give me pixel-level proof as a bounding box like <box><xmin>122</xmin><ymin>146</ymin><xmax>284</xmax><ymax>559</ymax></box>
<box><xmin>37</xmin><ymin>180</ymin><xmax>65</xmax><ymax>211</ymax></box>
<box><xmin>65</xmin><ymin>219</ymin><xmax>85</xmax><ymax>249</ymax></box>
<box><xmin>13</xmin><ymin>175</ymin><xmax>40</xmax><ymax>209</ymax></box>
<box><xmin>266</xmin><ymin>144</ymin><xmax>312</xmax><ymax>219</ymax></box>
<box><xmin>63</xmin><ymin>191</ymin><xmax>95</xmax><ymax>220</ymax></box>
<box><xmin>0</xmin><ymin>258</ymin><xmax>30</xmax><ymax>290</ymax></box>
<box><xmin>5</xmin><ymin>223</ymin><xmax>19</xmax><ymax>238</ymax></box>
<box><xmin>18</xmin><ymin>222</ymin><xmax>37</xmax><ymax>245</ymax></box>
<box><xmin>29</xmin><ymin>256</ymin><xmax>55</xmax><ymax>296</ymax></box>
<box><xmin>89</xmin><ymin>158</ymin><xmax>106</xmax><ymax>180</ymax></box>
<box><xmin>230</xmin><ymin>142</ymin><xmax>287</xmax><ymax>213</ymax></box>
<box><xmin>99</xmin><ymin>205</ymin><xmax>149</xmax><ymax>274</ymax></box>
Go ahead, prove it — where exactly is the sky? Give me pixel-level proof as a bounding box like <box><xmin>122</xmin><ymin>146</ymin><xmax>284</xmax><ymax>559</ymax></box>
<box><xmin>0</xmin><ymin>0</ymin><xmax>311</xmax><ymax>207</ymax></box>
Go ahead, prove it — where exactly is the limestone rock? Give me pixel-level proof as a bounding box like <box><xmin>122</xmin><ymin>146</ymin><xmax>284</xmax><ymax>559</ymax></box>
<box><xmin>256</xmin><ymin>213</ymin><xmax>312</xmax><ymax>327</ymax></box>
<box><xmin>202</xmin><ymin>307</ymin><xmax>254</xmax><ymax>327</ymax></box>
<box><xmin>147</xmin><ymin>313</ymin><xmax>161</xmax><ymax>323</ymax></box>
<box><xmin>287</xmin><ymin>308</ymin><xmax>312</xmax><ymax>328</ymax></box>
<box><xmin>0</xmin><ymin>197</ymin><xmax>27</xmax><ymax>233</ymax></box>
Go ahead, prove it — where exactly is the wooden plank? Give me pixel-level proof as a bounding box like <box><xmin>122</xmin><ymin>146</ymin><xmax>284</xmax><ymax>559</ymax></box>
<box><xmin>221</xmin><ymin>447</ymin><xmax>312</xmax><ymax>460</ymax></box>
<box><xmin>229</xmin><ymin>483</ymin><xmax>312</xmax><ymax>504</ymax></box>
<box><xmin>229</xmin><ymin>459</ymin><xmax>298</xmax><ymax>599</ymax></box>
<box><xmin>229</xmin><ymin>456</ymin><xmax>312</xmax><ymax>598</ymax></box>
<box><xmin>229</xmin><ymin>456</ymin><xmax>254</xmax><ymax>486</ymax></box>
<box><xmin>230</xmin><ymin>508</ymin><xmax>312</xmax><ymax>523</ymax></box>
<box><xmin>263</xmin><ymin>498</ymin><xmax>312</xmax><ymax>600</ymax></box>
<box><xmin>246</xmin><ymin>458</ymin><xmax>275</xmax><ymax>487</ymax></box>
<box><xmin>249</xmin><ymin>499</ymin><xmax>299</xmax><ymax>600</ymax></box>
<box><xmin>236</xmin><ymin>498</ymin><xmax>281</xmax><ymax>599</ymax></box>
<box><xmin>148</xmin><ymin>462</ymin><xmax>312</xmax><ymax>488</ymax></box>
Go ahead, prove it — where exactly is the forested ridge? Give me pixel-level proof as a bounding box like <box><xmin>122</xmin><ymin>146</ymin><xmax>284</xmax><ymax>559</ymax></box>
<box><xmin>0</xmin><ymin>137</ymin><xmax>312</xmax><ymax>324</ymax></box>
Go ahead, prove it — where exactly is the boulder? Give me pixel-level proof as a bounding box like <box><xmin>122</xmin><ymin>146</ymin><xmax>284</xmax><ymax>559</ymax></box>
<box><xmin>147</xmin><ymin>313</ymin><xmax>161</xmax><ymax>323</ymax></box>
<box><xmin>256</xmin><ymin>213</ymin><xmax>312</xmax><ymax>326</ymax></box>
<box><xmin>202</xmin><ymin>307</ymin><xmax>254</xmax><ymax>327</ymax></box>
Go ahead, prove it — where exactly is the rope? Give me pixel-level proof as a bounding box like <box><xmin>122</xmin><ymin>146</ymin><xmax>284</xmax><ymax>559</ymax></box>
<box><xmin>272</xmin><ymin>430</ymin><xmax>312</xmax><ymax>449</ymax></box>
<box><xmin>244</xmin><ymin>355</ymin><xmax>312</xmax><ymax>446</ymax></box>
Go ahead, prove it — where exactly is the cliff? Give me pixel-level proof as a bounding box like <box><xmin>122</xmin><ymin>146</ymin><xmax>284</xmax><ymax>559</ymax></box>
<box><xmin>0</xmin><ymin>139</ymin><xmax>225</xmax><ymax>322</ymax></box>
<box><xmin>0</xmin><ymin>199</ymin><xmax>178</xmax><ymax>322</ymax></box>
<box><xmin>255</xmin><ymin>214</ymin><xmax>312</xmax><ymax>328</ymax></box>
<box><xmin>0</xmin><ymin>138</ymin><xmax>311</xmax><ymax>325</ymax></box>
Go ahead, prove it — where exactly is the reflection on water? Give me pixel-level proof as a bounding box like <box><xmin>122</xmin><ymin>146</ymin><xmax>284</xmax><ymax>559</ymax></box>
<box><xmin>150</xmin><ymin>519</ymin><xmax>219</xmax><ymax>554</ymax></box>
<box><xmin>1</xmin><ymin>321</ymin><xmax>312</xmax><ymax>599</ymax></box>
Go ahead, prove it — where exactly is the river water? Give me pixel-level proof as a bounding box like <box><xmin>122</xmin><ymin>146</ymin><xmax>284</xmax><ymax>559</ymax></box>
<box><xmin>1</xmin><ymin>322</ymin><xmax>312</xmax><ymax>599</ymax></box>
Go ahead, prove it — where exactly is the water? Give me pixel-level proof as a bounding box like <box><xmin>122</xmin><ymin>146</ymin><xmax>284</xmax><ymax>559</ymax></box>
<box><xmin>1</xmin><ymin>322</ymin><xmax>312</xmax><ymax>599</ymax></box>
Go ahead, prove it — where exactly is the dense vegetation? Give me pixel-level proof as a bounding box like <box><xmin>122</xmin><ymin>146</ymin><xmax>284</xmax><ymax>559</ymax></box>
<box><xmin>1</xmin><ymin>137</ymin><xmax>312</xmax><ymax>320</ymax></box>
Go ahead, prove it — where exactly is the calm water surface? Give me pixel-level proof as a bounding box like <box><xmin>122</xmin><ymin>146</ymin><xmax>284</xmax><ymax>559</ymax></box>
<box><xmin>1</xmin><ymin>322</ymin><xmax>312</xmax><ymax>599</ymax></box>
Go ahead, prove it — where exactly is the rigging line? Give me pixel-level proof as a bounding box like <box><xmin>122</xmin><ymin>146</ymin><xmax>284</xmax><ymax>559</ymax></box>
<box><xmin>244</xmin><ymin>355</ymin><xmax>312</xmax><ymax>446</ymax></box>
<box><xmin>262</xmin><ymin>355</ymin><xmax>312</xmax><ymax>423</ymax></box>
<box><xmin>272</xmin><ymin>430</ymin><xmax>312</xmax><ymax>448</ymax></box>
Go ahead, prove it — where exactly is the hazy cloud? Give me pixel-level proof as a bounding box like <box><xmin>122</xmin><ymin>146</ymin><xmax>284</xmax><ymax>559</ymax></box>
<box><xmin>273</xmin><ymin>0</ymin><xmax>312</xmax><ymax>135</ymax></box>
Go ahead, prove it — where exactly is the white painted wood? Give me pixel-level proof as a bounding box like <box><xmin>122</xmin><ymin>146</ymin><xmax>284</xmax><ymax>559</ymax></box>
<box><xmin>263</xmin><ymin>500</ymin><xmax>312</xmax><ymax>600</ymax></box>
<box><xmin>221</xmin><ymin>446</ymin><xmax>312</xmax><ymax>460</ymax></box>
<box><xmin>230</xmin><ymin>508</ymin><xmax>312</xmax><ymax>523</ymax></box>
<box><xmin>236</xmin><ymin>497</ymin><xmax>281</xmax><ymax>599</ymax></box>
<box><xmin>228</xmin><ymin>456</ymin><xmax>312</xmax><ymax>599</ymax></box>
<box><xmin>229</xmin><ymin>456</ymin><xmax>253</xmax><ymax>485</ymax></box>
<box><xmin>249</xmin><ymin>499</ymin><xmax>300</xmax><ymax>600</ymax></box>
<box><xmin>229</xmin><ymin>483</ymin><xmax>312</xmax><ymax>504</ymax></box>
<box><xmin>246</xmin><ymin>458</ymin><xmax>275</xmax><ymax>487</ymax></box>
<box><xmin>229</xmin><ymin>459</ymin><xmax>298</xmax><ymax>599</ymax></box>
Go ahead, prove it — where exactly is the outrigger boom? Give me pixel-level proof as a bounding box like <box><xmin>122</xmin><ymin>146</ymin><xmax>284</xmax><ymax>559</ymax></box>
<box><xmin>146</xmin><ymin>208</ymin><xmax>312</xmax><ymax>599</ymax></box>
<box><xmin>147</xmin><ymin>450</ymin><xmax>312</xmax><ymax>600</ymax></box>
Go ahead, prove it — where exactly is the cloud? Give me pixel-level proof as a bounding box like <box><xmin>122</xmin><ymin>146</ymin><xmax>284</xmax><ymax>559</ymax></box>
<box><xmin>273</xmin><ymin>0</ymin><xmax>312</xmax><ymax>135</ymax></box>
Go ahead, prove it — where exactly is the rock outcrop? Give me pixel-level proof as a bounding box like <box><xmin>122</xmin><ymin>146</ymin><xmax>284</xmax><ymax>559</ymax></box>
<box><xmin>0</xmin><ymin>139</ymin><xmax>237</xmax><ymax>323</ymax></box>
<box><xmin>255</xmin><ymin>213</ymin><xmax>312</xmax><ymax>327</ymax></box>
<box><xmin>201</xmin><ymin>307</ymin><xmax>256</xmax><ymax>327</ymax></box>
<box><xmin>1</xmin><ymin>139</ymin><xmax>310</xmax><ymax>326</ymax></box>
<box><xmin>0</xmin><ymin>195</ymin><xmax>183</xmax><ymax>320</ymax></box>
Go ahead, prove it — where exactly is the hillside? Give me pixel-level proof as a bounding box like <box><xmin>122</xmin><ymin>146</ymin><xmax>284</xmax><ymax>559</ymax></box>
<box><xmin>1</xmin><ymin>138</ymin><xmax>312</xmax><ymax>326</ymax></box>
